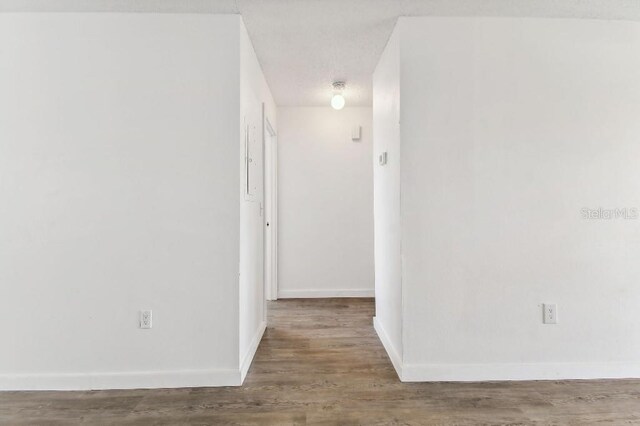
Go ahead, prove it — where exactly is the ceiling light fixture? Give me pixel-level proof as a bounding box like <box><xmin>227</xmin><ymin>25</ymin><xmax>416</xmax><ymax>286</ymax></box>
<box><xmin>331</xmin><ymin>81</ymin><xmax>346</xmax><ymax>110</ymax></box>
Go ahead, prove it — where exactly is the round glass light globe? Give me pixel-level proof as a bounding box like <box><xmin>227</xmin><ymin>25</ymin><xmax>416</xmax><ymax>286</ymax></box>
<box><xmin>331</xmin><ymin>94</ymin><xmax>345</xmax><ymax>110</ymax></box>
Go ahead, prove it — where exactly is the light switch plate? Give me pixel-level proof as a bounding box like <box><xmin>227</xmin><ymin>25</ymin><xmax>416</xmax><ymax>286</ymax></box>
<box><xmin>352</xmin><ymin>125</ymin><xmax>362</xmax><ymax>141</ymax></box>
<box><xmin>379</xmin><ymin>152</ymin><xmax>388</xmax><ymax>165</ymax></box>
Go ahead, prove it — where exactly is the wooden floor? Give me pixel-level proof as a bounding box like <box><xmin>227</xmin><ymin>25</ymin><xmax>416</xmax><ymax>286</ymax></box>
<box><xmin>2</xmin><ymin>298</ymin><xmax>640</xmax><ymax>425</ymax></box>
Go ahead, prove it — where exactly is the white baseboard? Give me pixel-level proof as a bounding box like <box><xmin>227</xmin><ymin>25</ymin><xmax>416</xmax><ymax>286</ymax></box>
<box><xmin>373</xmin><ymin>316</ymin><xmax>403</xmax><ymax>380</ymax></box>
<box><xmin>278</xmin><ymin>289</ymin><xmax>374</xmax><ymax>298</ymax></box>
<box><xmin>0</xmin><ymin>368</ymin><xmax>241</xmax><ymax>391</ymax></box>
<box><xmin>1</xmin><ymin>324</ymin><xmax>269</xmax><ymax>391</ymax></box>
<box><xmin>402</xmin><ymin>362</ymin><xmax>640</xmax><ymax>382</ymax></box>
<box><xmin>371</xmin><ymin>317</ymin><xmax>640</xmax><ymax>383</ymax></box>
<box><xmin>240</xmin><ymin>321</ymin><xmax>266</xmax><ymax>383</ymax></box>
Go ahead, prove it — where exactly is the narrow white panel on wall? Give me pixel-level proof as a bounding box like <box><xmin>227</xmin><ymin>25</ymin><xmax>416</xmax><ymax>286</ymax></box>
<box><xmin>352</xmin><ymin>126</ymin><xmax>362</xmax><ymax>141</ymax></box>
<box><xmin>379</xmin><ymin>152</ymin><xmax>388</xmax><ymax>165</ymax></box>
<box><xmin>243</xmin><ymin>94</ymin><xmax>261</xmax><ymax>202</ymax></box>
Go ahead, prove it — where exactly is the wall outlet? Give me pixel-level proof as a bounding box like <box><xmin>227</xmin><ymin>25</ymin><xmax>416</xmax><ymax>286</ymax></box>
<box><xmin>140</xmin><ymin>310</ymin><xmax>152</xmax><ymax>329</ymax></box>
<box><xmin>543</xmin><ymin>303</ymin><xmax>557</xmax><ymax>324</ymax></box>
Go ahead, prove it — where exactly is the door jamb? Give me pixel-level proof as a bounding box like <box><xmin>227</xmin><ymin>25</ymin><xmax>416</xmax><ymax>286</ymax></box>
<box><xmin>263</xmin><ymin>109</ymin><xmax>278</xmax><ymax>302</ymax></box>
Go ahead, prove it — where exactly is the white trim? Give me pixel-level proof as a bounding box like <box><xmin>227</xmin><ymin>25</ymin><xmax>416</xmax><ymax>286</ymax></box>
<box><xmin>265</xmin><ymin>117</ymin><xmax>276</xmax><ymax>138</ymax></box>
<box><xmin>1</xmin><ymin>321</ymin><xmax>269</xmax><ymax>391</ymax></box>
<box><xmin>0</xmin><ymin>368</ymin><xmax>241</xmax><ymax>391</ymax></box>
<box><xmin>240</xmin><ymin>321</ymin><xmax>266</xmax><ymax>383</ymax></box>
<box><xmin>373</xmin><ymin>316</ymin><xmax>403</xmax><ymax>380</ymax></box>
<box><xmin>263</xmin><ymin>114</ymin><xmax>278</xmax><ymax>301</ymax></box>
<box><xmin>401</xmin><ymin>362</ymin><xmax>640</xmax><ymax>383</ymax></box>
<box><xmin>371</xmin><ymin>316</ymin><xmax>640</xmax><ymax>383</ymax></box>
<box><xmin>278</xmin><ymin>289</ymin><xmax>374</xmax><ymax>298</ymax></box>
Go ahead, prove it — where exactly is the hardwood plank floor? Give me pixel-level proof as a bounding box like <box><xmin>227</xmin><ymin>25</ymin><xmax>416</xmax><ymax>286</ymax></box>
<box><xmin>2</xmin><ymin>298</ymin><xmax>640</xmax><ymax>425</ymax></box>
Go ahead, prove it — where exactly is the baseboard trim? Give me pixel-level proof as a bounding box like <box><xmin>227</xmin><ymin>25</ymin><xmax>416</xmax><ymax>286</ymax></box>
<box><xmin>0</xmin><ymin>368</ymin><xmax>241</xmax><ymax>391</ymax></box>
<box><xmin>1</xmin><ymin>331</ymin><xmax>275</xmax><ymax>391</ymax></box>
<box><xmin>373</xmin><ymin>316</ymin><xmax>403</xmax><ymax>380</ymax></box>
<box><xmin>240</xmin><ymin>321</ymin><xmax>266</xmax><ymax>383</ymax></box>
<box><xmin>278</xmin><ymin>289</ymin><xmax>374</xmax><ymax>298</ymax></box>
<box><xmin>401</xmin><ymin>362</ymin><xmax>640</xmax><ymax>382</ymax></box>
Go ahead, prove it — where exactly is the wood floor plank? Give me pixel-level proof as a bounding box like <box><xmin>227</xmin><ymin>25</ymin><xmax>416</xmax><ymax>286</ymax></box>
<box><xmin>2</xmin><ymin>298</ymin><xmax>640</xmax><ymax>425</ymax></box>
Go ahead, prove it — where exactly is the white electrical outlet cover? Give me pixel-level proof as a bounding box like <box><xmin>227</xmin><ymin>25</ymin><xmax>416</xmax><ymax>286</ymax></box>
<box><xmin>543</xmin><ymin>303</ymin><xmax>557</xmax><ymax>324</ymax></box>
<box><xmin>140</xmin><ymin>310</ymin><xmax>152</xmax><ymax>329</ymax></box>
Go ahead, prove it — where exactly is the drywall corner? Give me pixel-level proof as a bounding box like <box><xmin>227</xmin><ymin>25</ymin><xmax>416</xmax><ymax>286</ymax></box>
<box><xmin>239</xmin><ymin>321</ymin><xmax>266</xmax><ymax>383</ymax></box>
<box><xmin>372</xmin><ymin>21</ymin><xmax>404</xmax><ymax>372</ymax></box>
<box><xmin>373</xmin><ymin>317</ymin><xmax>403</xmax><ymax>381</ymax></box>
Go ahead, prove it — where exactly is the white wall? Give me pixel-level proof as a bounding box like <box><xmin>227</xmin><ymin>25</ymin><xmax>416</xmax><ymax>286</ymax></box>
<box><xmin>374</xmin><ymin>17</ymin><xmax>640</xmax><ymax>381</ymax></box>
<box><xmin>0</xmin><ymin>13</ymin><xmax>246</xmax><ymax>390</ymax></box>
<box><xmin>372</xmin><ymin>28</ymin><xmax>403</xmax><ymax>377</ymax></box>
<box><xmin>238</xmin><ymin>19</ymin><xmax>276</xmax><ymax>381</ymax></box>
<box><xmin>278</xmin><ymin>107</ymin><xmax>374</xmax><ymax>298</ymax></box>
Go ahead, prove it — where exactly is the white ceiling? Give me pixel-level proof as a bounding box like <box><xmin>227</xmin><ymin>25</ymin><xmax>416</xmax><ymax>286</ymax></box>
<box><xmin>3</xmin><ymin>0</ymin><xmax>640</xmax><ymax>106</ymax></box>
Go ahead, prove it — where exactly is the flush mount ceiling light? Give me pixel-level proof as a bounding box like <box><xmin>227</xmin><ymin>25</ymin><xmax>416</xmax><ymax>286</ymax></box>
<box><xmin>331</xmin><ymin>81</ymin><xmax>346</xmax><ymax>110</ymax></box>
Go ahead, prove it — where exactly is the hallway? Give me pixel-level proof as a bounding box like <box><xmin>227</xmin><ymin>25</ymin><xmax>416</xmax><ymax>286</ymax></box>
<box><xmin>2</xmin><ymin>298</ymin><xmax>640</xmax><ymax>424</ymax></box>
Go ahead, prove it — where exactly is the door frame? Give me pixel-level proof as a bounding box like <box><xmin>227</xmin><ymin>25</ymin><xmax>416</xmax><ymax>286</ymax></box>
<box><xmin>263</xmin><ymin>108</ymin><xmax>278</xmax><ymax>302</ymax></box>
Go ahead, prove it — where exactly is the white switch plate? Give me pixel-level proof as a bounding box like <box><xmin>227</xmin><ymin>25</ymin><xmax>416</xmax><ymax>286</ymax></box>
<box><xmin>140</xmin><ymin>310</ymin><xmax>152</xmax><ymax>329</ymax></box>
<box><xmin>352</xmin><ymin>125</ymin><xmax>362</xmax><ymax>141</ymax></box>
<box><xmin>379</xmin><ymin>152</ymin><xmax>388</xmax><ymax>165</ymax></box>
<box><xmin>543</xmin><ymin>303</ymin><xmax>557</xmax><ymax>324</ymax></box>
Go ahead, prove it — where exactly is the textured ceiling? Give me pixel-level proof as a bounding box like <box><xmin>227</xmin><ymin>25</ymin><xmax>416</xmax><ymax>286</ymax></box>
<box><xmin>3</xmin><ymin>0</ymin><xmax>640</xmax><ymax>106</ymax></box>
<box><xmin>238</xmin><ymin>0</ymin><xmax>399</xmax><ymax>106</ymax></box>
